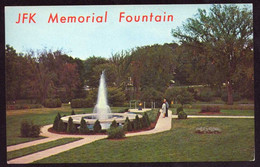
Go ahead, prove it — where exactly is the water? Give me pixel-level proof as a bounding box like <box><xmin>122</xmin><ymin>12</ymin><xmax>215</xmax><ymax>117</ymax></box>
<box><xmin>93</xmin><ymin>71</ymin><xmax>112</xmax><ymax>121</ymax></box>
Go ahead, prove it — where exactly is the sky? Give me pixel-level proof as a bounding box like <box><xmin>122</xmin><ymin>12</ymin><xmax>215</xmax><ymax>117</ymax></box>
<box><xmin>5</xmin><ymin>4</ymin><xmax>251</xmax><ymax>60</ymax></box>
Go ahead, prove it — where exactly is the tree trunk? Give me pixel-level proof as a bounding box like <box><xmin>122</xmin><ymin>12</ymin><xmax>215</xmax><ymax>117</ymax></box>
<box><xmin>226</xmin><ymin>81</ymin><xmax>233</xmax><ymax>105</ymax></box>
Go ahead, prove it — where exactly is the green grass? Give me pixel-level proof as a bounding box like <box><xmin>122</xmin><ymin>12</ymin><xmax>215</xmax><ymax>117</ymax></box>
<box><xmin>6</xmin><ymin>104</ymin><xmax>254</xmax><ymax>146</ymax></box>
<box><xmin>170</xmin><ymin>108</ymin><xmax>254</xmax><ymax>116</ymax></box>
<box><xmin>6</xmin><ymin>106</ymin><xmax>126</xmax><ymax>146</ymax></box>
<box><xmin>7</xmin><ymin>138</ymin><xmax>82</xmax><ymax>160</ymax></box>
<box><xmin>34</xmin><ymin>118</ymin><xmax>254</xmax><ymax>163</ymax></box>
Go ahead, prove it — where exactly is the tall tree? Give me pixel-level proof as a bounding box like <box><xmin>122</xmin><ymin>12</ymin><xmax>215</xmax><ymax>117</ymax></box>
<box><xmin>172</xmin><ymin>4</ymin><xmax>253</xmax><ymax>104</ymax></box>
<box><xmin>84</xmin><ymin>56</ymin><xmax>108</xmax><ymax>88</ymax></box>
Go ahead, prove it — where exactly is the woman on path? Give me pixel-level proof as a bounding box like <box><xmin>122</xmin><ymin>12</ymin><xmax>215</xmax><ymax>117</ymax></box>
<box><xmin>161</xmin><ymin>101</ymin><xmax>166</xmax><ymax>118</ymax></box>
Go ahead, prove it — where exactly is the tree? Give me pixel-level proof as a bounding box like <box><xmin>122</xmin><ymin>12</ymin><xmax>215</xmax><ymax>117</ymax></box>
<box><xmin>60</xmin><ymin>63</ymin><xmax>80</xmax><ymax>101</ymax></box>
<box><xmin>84</xmin><ymin>56</ymin><xmax>108</xmax><ymax>88</ymax></box>
<box><xmin>172</xmin><ymin>4</ymin><xmax>253</xmax><ymax>104</ymax></box>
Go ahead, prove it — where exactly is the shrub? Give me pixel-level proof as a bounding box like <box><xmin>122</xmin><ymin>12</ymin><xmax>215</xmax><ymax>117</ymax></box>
<box><xmin>135</xmin><ymin>115</ymin><xmax>142</xmax><ymax>129</ymax></box>
<box><xmin>176</xmin><ymin>106</ymin><xmax>183</xmax><ymax>115</ymax></box>
<box><xmin>58</xmin><ymin>119</ymin><xmax>66</xmax><ymax>132</ymax></box>
<box><xmin>20</xmin><ymin>120</ymin><xmax>41</xmax><ymax>137</ymax></box>
<box><xmin>110</xmin><ymin>120</ymin><xmax>118</xmax><ymax>129</ymax></box>
<box><xmin>44</xmin><ymin>98</ymin><xmax>62</xmax><ymax>108</ymax></box>
<box><xmin>67</xmin><ymin>117</ymin><xmax>77</xmax><ymax>133</ymax></box>
<box><xmin>71</xmin><ymin>98</ymin><xmax>93</xmax><ymax>108</ymax></box>
<box><xmin>143</xmin><ymin>112</ymin><xmax>150</xmax><ymax>128</ymax></box>
<box><xmin>93</xmin><ymin>120</ymin><xmax>102</xmax><ymax>133</ymax></box>
<box><xmin>79</xmin><ymin>117</ymin><xmax>89</xmax><ymax>134</ymax></box>
<box><xmin>107</xmin><ymin>127</ymin><xmax>125</xmax><ymax>139</ymax></box>
<box><xmin>200</xmin><ymin>106</ymin><xmax>220</xmax><ymax>113</ymax></box>
<box><xmin>178</xmin><ymin>111</ymin><xmax>187</xmax><ymax>119</ymax></box>
<box><xmin>123</xmin><ymin>117</ymin><xmax>132</xmax><ymax>131</ymax></box>
<box><xmin>52</xmin><ymin>112</ymin><xmax>61</xmax><ymax>131</ymax></box>
<box><xmin>71</xmin><ymin>110</ymin><xmax>76</xmax><ymax>115</ymax></box>
<box><xmin>221</xmin><ymin>92</ymin><xmax>241</xmax><ymax>102</ymax></box>
<box><xmin>197</xmin><ymin>90</ymin><xmax>215</xmax><ymax>102</ymax></box>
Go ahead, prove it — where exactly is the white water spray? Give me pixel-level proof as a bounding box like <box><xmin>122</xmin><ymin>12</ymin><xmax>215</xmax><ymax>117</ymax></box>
<box><xmin>93</xmin><ymin>71</ymin><xmax>111</xmax><ymax>120</ymax></box>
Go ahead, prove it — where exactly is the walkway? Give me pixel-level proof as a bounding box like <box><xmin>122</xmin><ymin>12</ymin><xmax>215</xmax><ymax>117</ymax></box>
<box><xmin>7</xmin><ymin>109</ymin><xmax>172</xmax><ymax>164</ymax></box>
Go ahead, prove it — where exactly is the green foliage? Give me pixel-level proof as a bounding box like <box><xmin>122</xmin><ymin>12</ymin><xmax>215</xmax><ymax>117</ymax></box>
<box><xmin>20</xmin><ymin>120</ymin><xmax>41</xmax><ymax>137</ymax></box>
<box><xmin>93</xmin><ymin>120</ymin><xmax>102</xmax><ymax>133</ymax></box>
<box><xmin>123</xmin><ymin>117</ymin><xmax>132</xmax><ymax>131</ymax></box>
<box><xmin>79</xmin><ymin>117</ymin><xmax>89</xmax><ymax>134</ymax></box>
<box><xmin>44</xmin><ymin>98</ymin><xmax>62</xmax><ymax>108</ymax></box>
<box><xmin>107</xmin><ymin>127</ymin><xmax>125</xmax><ymax>139</ymax></box>
<box><xmin>221</xmin><ymin>92</ymin><xmax>241</xmax><ymax>102</ymax></box>
<box><xmin>176</xmin><ymin>89</ymin><xmax>194</xmax><ymax>106</ymax></box>
<box><xmin>52</xmin><ymin>112</ymin><xmax>61</xmax><ymax>131</ymax></box>
<box><xmin>133</xmin><ymin>115</ymin><xmax>142</xmax><ymax>130</ymax></box>
<box><xmin>6</xmin><ymin>104</ymin><xmax>43</xmax><ymax>110</ymax></box>
<box><xmin>71</xmin><ymin>98</ymin><xmax>93</xmax><ymax>108</ymax></box>
<box><xmin>176</xmin><ymin>106</ymin><xmax>183</xmax><ymax>115</ymax></box>
<box><xmin>107</xmin><ymin>87</ymin><xmax>126</xmax><ymax>107</ymax></box>
<box><xmin>141</xmin><ymin>112</ymin><xmax>150</xmax><ymax>128</ymax></box>
<box><xmin>67</xmin><ymin>117</ymin><xmax>77</xmax><ymax>133</ymax></box>
<box><xmin>57</xmin><ymin>119</ymin><xmax>66</xmax><ymax>132</ymax></box>
<box><xmin>165</xmin><ymin>87</ymin><xmax>194</xmax><ymax>106</ymax></box>
<box><xmin>110</xmin><ymin>120</ymin><xmax>118</xmax><ymax>129</ymax></box>
<box><xmin>71</xmin><ymin>110</ymin><xmax>76</xmax><ymax>115</ymax></box>
<box><xmin>178</xmin><ymin>111</ymin><xmax>187</xmax><ymax>119</ymax></box>
<box><xmin>172</xmin><ymin>5</ymin><xmax>253</xmax><ymax>105</ymax></box>
<box><xmin>140</xmin><ymin>87</ymin><xmax>164</xmax><ymax>105</ymax></box>
<box><xmin>201</xmin><ymin>106</ymin><xmax>220</xmax><ymax>113</ymax></box>
<box><xmin>197</xmin><ymin>90</ymin><xmax>215</xmax><ymax>102</ymax></box>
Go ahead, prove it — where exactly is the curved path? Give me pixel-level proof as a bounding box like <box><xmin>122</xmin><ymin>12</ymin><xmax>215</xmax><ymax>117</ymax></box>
<box><xmin>7</xmin><ymin>109</ymin><xmax>172</xmax><ymax>164</ymax></box>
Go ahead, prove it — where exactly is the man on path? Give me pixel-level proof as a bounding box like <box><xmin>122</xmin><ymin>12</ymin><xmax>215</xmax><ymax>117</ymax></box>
<box><xmin>164</xmin><ymin>99</ymin><xmax>169</xmax><ymax>117</ymax></box>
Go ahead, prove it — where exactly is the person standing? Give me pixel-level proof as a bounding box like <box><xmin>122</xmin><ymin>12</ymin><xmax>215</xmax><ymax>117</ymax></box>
<box><xmin>164</xmin><ymin>99</ymin><xmax>169</xmax><ymax>117</ymax></box>
<box><xmin>161</xmin><ymin>101</ymin><xmax>166</xmax><ymax>118</ymax></box>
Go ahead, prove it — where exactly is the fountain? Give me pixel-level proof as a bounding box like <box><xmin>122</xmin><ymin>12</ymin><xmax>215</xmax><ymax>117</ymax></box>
<box><xmin>60</xmin><ymin>70</ymin><xmax>142</xmax><ymax>130</ymax></box>
<box><xmin>93</xmin><ymin>71</ymin><xmax>111</xmax><ymax>120</ymax></box>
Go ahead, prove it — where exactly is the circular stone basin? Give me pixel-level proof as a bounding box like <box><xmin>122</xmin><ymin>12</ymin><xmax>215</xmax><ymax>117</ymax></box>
<box><xmin>60</xmin><ymin>112</ymin><xmax>142</xmax><ymax>125</ymax></box>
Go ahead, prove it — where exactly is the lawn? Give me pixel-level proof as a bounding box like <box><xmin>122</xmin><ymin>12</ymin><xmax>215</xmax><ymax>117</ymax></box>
<box><xmin>33</xmin><ymin>118</ymin><xmax>255</xmax><ymax>163</ymax></box>
<box><xmin>6</xmin><ymin>104</ymin><xmax>254</xmax><ymax>153</ymax></box>
<box><xmin>7</xmin><ymin>138</ymin><xmax>82</xmax><ymax>160</ymax></box>
<box><xmin>6</xmin><ymin>105</ymin><xmax>126</xmax><ymax>146</ymax></box>
<box><xmin>171</xmin><ymin>108</ymin><xmax>254</xmax><ymax>116</ymax></box>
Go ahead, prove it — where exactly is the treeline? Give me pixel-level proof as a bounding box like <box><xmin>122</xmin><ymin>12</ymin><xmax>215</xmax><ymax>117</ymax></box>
<box><xmin>5</xmin><ymin>5</ymin><xmax>254</xmax><ymax>106</ymax></box>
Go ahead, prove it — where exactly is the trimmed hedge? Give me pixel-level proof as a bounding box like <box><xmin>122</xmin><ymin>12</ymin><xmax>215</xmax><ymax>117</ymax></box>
<box><xmin>93</xmin><ymin>120</ymin><xmax>102</xmax><ymax>133</ymax></box>
<box><xmin>20</xmin><ymin>120</ymin><xmax>41</xmax><ymax>137</ymax></box>
<box><xmin>53</xmin><ymin>112</ymin><xmax>61</xmax><ymax>131</ymax></box>
<box><xmin>6</xmin><ymin>104</ymin><xmax>42</xmax><ymax>110</ymax></box>
<box><xmin>110</xmin><ymin>120</ymin><xmax>118</xmax><ymax>129</ymax></box>
<box><xmin>123</xmin><ymin>117</ymin><xmax>132</xmax><ymax>131</ymax></box>
<box><xmin>71</xmin><ymin>98</ymin><xmax>92</xmax><ymax>108</ymax></box>
<box><xmin>67</xmin><ymin>117</ymin><xmax>77</xmax><ymax>133</ymax></box>
<box><xmin>107</xmin><ymin>127</ymin><xmax>125</xmax><ymax>139</ymax></box>
<box><xmin>79</xmin><ymin>117</ymin><xmax>90</xmax><ymax>134</ymax></box>
<box><xmin>43</xmin><ymin>98</ymin><xmax>62</xmax><ymax>108</ymax></box>
<box><xmin>200</xmin><ymin>106</ymin><xmax>221</xmax><ymax>113</ymax></box>
<box><xmin>178</xmin><ymin>111</ymin><xmax>187</xmax><ymax>119</ymax></box>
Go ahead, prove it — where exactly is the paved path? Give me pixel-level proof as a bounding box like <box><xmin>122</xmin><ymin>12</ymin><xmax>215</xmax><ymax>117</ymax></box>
<box><xmin>7</xmin><ymin>109</ymin><xmax>171</xmax><ymax>164</ymax></box>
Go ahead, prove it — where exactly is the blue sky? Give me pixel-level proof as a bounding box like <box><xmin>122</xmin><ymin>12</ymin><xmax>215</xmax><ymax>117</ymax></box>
<box><xmin>5</xmin><ymin>4</ymin><xmax>251</xmax><ymax>60</ymax></box>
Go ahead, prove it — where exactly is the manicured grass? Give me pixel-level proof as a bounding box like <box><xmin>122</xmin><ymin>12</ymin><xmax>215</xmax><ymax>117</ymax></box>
<box><xmin>6</xmin><ymin>105</ymin><xmax>126</xmax><ymax>146</ymax></box>
<box><xmin>7</xmin><ymin>138</ymin><xmax>82</xmax><ymax>160</ymax></box>
<box><xmin>34</xmin><ymin>118</ymin><xmax>254</xmax><ymax>163</ymax></box>
<box><xmin>170</xmin><ymin>108</ymin><xmax>254</xmax><ymax>116</ymax></box>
